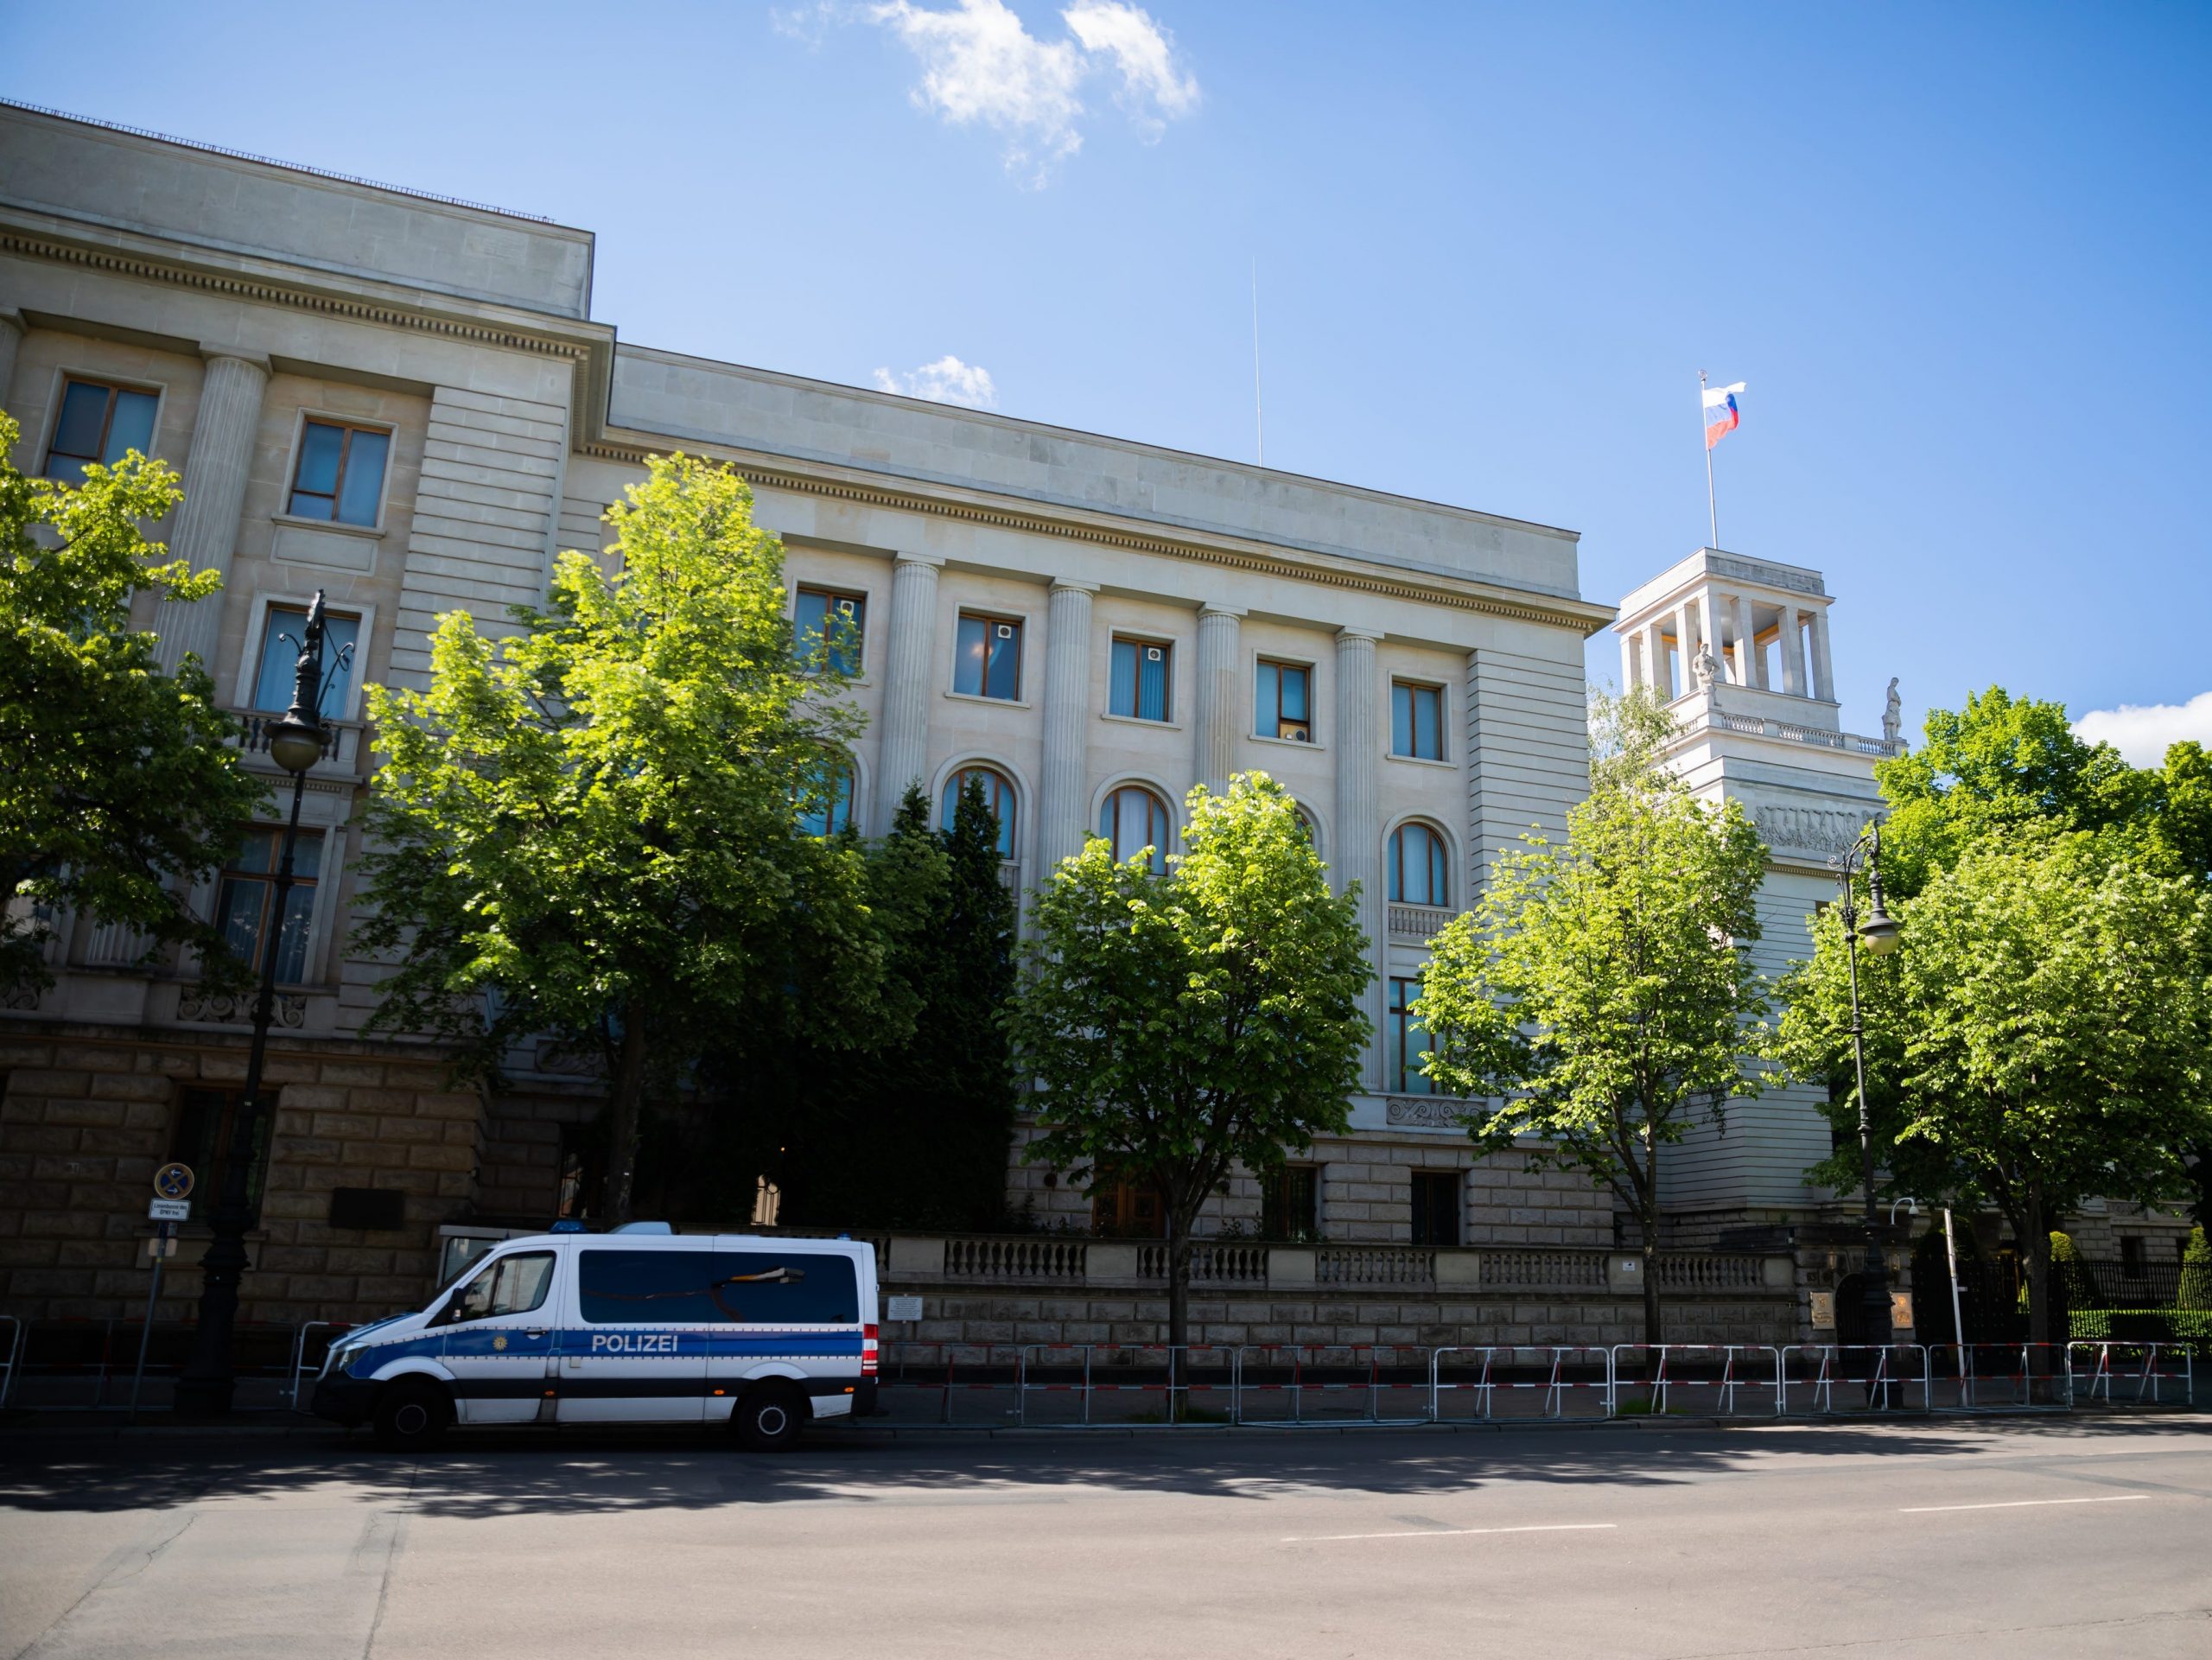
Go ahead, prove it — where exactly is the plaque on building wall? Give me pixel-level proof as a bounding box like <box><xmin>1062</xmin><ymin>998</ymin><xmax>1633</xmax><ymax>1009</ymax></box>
<box><xmin>1809</xmin><ymin>1291</ymin><xmax>1836</xmax><ymax>1328</ymax></box>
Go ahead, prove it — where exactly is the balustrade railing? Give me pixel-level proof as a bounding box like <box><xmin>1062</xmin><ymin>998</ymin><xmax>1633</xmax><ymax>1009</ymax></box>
<box><xmin>1386</xmin><ymin>903</ymin><xmax>1455</xmax><ymax>941</ymax></box>
<box><xmin>1318</xmin><ymin>1245</ymin><xmax>1436</xmax><ymax>1286</ymax></box>
<box><xmin>1137</xmin><ymin>1243</ymin><xmax>1268</xmax><ymax>1282</ymax></box>
<box><xmin>1480</xmin><ymin>1249</ymin><xmax>1609</xmax><ymax>1290</ymax></box>
<box><xmin>944</xmin><ymin>1236</ymin><xmax>1088</xmax><ymax>1281</ymax></box>
<box><xmin>1655</xmin><ymin>1253</ymin><xmax>1766</xmax><ymax>1291</ymax></box>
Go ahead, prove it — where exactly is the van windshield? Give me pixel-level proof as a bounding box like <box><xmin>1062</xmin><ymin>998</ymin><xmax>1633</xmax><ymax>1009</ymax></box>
<box><xmin>577</xmin><ymin>1250</ymin><xmax>858</xmax><ymax>1325</ymax></box>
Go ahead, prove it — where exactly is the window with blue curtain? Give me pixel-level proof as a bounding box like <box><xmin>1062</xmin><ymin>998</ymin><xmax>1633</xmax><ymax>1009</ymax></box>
<box><xmin>286</xmin><ymin>420</ymin><xmax>390</xmax><ymax>527</ymax></box>
<box><xmin>1391</xmin><ymin>681</ymin><xmax>1444</xmax><ymax>760</ymax></box>
<box><xmin>1109</xmin><ymin>638</ymin><xmax>1172</xmax><ymax>722</ymax></box>
<box><xmin>1255</xmin><ymin>658</ymin><xmax>1313</xmax><ymax>741</ymax></box>
<box><xmin>1388</xmin><ymin>822</ymin><xmax>1449</xmax><ymax>906</ymax></box>
<box><xmin>953</xmin><ymin>614</ymin><xmax>1022</xmax><ymax>700</ymax></box>
<box><xmin>45</xmin><ymin>379</ymin><xmax>158</xmax><ymax>478</ymax></box>
<box><xmin>215</xmin><ymin>825</ymin><xmax>323</xmax><ymax>983</ymax></box>
<box><xmin>1388</xmin><ymin>977</ymin><xmax>1433</xmax><ymax>1095</ymax></box>
<box><xmin>794</xmin><ymin>588</ymin><xmax>866</xmax><ymax>676</ymax></box>
<box><xmin>797</xmin><ymin>761</ymin><xmax>854</xmax><ymax>836</ymax></box>
<box><xmin>1097</xmin><ymin>785</ymin><xmax>1171</xmax><ymax>872</ymax></box>
<box><xmin>941</xmin><ymin>767</ymin><xmax>1016</xmax><ymax>858</ymax></box>
<box><xmin>252</xmin><ymin>606</ymin><xmax>361</xmax><ymax>719</ymax></box>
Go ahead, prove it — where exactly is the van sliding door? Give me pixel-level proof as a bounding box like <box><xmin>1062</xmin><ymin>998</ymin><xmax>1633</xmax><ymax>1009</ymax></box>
<box><xmin>562</xmin><ymin>1249</ymin><xmax>712</xmax><ymax>1423</ymax></box>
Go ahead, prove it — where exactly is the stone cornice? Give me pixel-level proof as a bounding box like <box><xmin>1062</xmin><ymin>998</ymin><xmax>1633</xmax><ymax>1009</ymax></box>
<box><xmin>578</xmin><ymin>436</ymin><xmax>1618</xmax><ymax>637</ymax></box>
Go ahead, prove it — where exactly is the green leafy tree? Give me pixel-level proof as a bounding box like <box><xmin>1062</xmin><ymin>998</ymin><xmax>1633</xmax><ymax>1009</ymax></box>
<box><xmin>0</xmin><ymin>410</ymin><xmax>267</xmax><ymax>994</ymax></box>
<box><xmin>1777</xmin><ymin>832</ymin><xmax>2212</xmax><ymax>1352</ymax></box>
<box><xmin>1008</xmin><ymin>772</ymin><xmax>1371</xmax><ymax>1354</ymax></box>
<box><xmin>1417</xmin><ymin>690</ymin><xmax>1772</xmax><ymax>1345</ymax></box>
<box><xmin>356</xmin><ymin>454</ymin><xmax>888</xmax><ymax>1222</ymax></box>
<box><xmin>710</xmin><ymin>779</ymin><xmax>1017</xmax><ymax>1231</ymax></box>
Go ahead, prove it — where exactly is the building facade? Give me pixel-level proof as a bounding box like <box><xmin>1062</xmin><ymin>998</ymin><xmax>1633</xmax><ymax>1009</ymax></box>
<box><xmin>0</xmin><ymin>104</ymin><xmax>1614</xmax><ymax>1329</ymax></box>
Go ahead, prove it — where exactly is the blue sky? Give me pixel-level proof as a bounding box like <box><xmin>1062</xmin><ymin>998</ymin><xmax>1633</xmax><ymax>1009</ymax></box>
<box><xmin>8</xmin><ymin>3</ymin><xmax>2208</xmax><ymax>754</ymax></box>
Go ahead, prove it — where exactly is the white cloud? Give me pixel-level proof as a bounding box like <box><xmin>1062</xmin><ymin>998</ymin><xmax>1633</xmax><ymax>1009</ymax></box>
<box><xmin>2073</xmin><ymin>690</ymin><xmax>2212</xmax><ymax>766</ymax></box>
<box><xmin>770</xmin><ymin>3</ymin><xmax>840</xmax><ymax>46</ymax></box>
<box><xmin>866</xmin><ymin>0</ymin><xmax>1198</xmax><ymax>183</ymax></box>
<box><xmin>873</xmin><ymin>355</ymin><xmax>999</xmax><ymax>409</ymax></box>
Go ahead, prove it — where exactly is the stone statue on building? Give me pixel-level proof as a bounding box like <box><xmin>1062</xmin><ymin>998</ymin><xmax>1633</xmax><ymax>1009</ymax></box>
<box><xmin>1693</xmin><ymin>642</ymin><xmax>1721</xmax><ymax>689</ymax></box>
<box><xmin>1882</xmin><ymin>677</ymin><xmax>1903</xmax><ymax>745</ymax></box>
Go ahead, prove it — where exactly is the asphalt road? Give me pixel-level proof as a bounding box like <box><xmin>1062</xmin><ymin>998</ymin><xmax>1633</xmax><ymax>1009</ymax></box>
<box><xmin>2</xmin><ymin>1415</ymin><xmax>2208</xmax><ymax>1659</ymax></box>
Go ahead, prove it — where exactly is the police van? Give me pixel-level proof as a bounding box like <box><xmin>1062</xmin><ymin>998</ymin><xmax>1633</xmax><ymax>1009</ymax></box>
<box><xmin>309</xmin><ymin>1225</ymin><xmax>879</xmax><ymax>1451</ymax></box>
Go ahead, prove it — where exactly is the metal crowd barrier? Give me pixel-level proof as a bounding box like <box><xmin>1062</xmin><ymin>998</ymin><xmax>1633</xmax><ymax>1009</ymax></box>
<box><xmin>1430</xmin><ymin>1345</ymin><xmax>1616</xmax><ymax>1420</ymax></box>
<box><xmin>1924</xmin><ymin>1343</ymin><xmax>2075</xmax><ymax>1411</ymax></box>
<box><xmin>1780</xmin><ymin>1344</ymin><xmax>1930</xmax><ymax>1414</ymax></box>
<box><xmin>2066</xmin><ymin>1341</ymin><xmax>2195</xmax><ymax>1407</ymax></box>
<box><xmin>1611</xmin><ymin>1345</ymin><xmax>1783</xmax><ymax>1418</ymax></box>
<box><xmin>0</xmin><ymin>1317</ymin><xmax>324</xmax><ymax>1412</ymax></box>
<box><xmin>288</xmin><ymin>1321</ymin><xmax>349</xmax><ymax>1409</ymax></box>
<box><xmin>0</xmin><ymin>1315</ymin><xmax>21</xmax><ymax>1409</ymax></box>
<box><xmin>1233</xmin><ymin>1345</ymin><xmax>1432</xmax><ymax>1426</ymax></box>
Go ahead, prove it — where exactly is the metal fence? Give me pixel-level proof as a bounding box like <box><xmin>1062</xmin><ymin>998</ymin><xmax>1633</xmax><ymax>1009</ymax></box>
<box><xmin>0</xmin><ymin>1317</ymin><xmax>350</xmax><ymax>1414</ymax></box>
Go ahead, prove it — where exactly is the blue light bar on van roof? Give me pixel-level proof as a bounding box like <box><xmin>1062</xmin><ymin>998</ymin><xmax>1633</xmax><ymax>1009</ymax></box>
<box><xmin>549</xmin><ymin>1219</ymin><xmax>586</xmax><ymax>1232</ymax></box>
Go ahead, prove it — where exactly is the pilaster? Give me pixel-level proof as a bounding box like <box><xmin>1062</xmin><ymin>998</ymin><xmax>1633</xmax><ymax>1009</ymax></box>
<box><xmin>874</xmin><ymin>553</ymin><xmax>943</xmax><ymax>831</ymax></box>
<box><xmin>1333</xmin><ymin>627</ymin><xmax>1385</xmax><ymax>1092</ymax></box>
<box><xmin>1037</xmin><ymin>580</ymin><xmax>1097</xmax><ymax>871</ymax></box>
<box><xmin>154</xmin><ymin>350</ymin><xmax>270</xmax><ymax>674</ymax></box>
<box><xmin>0</xmin><ymin>310</ymin><xmax>23</xmax><ymax>411</ymax></box>
<box><xmin>1808</xmin><ymin>606</ymin><xmax>1835</xmax><ymax>703</ymax></box>
<box><xmin>1192</xmin><ymin>604</ymin><xmax>1245</xmax><ymax>794</ymax></box>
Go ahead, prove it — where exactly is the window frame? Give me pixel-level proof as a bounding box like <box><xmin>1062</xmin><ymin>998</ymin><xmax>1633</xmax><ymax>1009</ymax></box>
<box><xmin>797</xmin><ymin>757</ymin><xmax>856</xmax><ymax>837</ymax></box>
<box><xmin>1390</xmin><ymin>678</ymin><xmax>1447</xmax><ymax>762</ymax></box>
<box><xmin>281</xmin><ymin>412</ymin><xmax>395</xmax><ymax>531</ymax></box>
<box><xmin>952</xmin><ymin>611</ymin><xmax>1026</xmax><ymax>702</ymax></box>
<box><xmin>1410</xmin><ymin>1170</ymin><xmax>1461</xmax><ymax>1249</ymax></box>
<box><xmin>1262</xmin><ymin>1164</ymin><xmax>1320</xmax><ymax>1243</ymax></box>
<box><xmin>168</xmin><ymin>1085</ymin><xmax>272</xmax><ymax>1227</ymax></box>
<box><xmin>1388</xmin><ymin>975</ymin><xmax>1435</xmax><ymax>1095</ymax></box>
<box><xmin>940</xmin><ymin>765</ymin><xmax>1020</xmax><ymax>859</ymax></box>
<box><xmin>231</xmin><ymin>593</ymin><xmax>377</xmax><ymax>723</ymax></box>
<box><xmin>41</xmin><ymin>374</ymin><xmax>163</xmax><ymax>480</ymax></box>
<box><xmin>213</xmin><ymin>823</ymin><xmax>326</xmax><ymax>986</ymax></box>
<box><xmin>1108</xmin><ymin>635</ymin><xmax>1174</xmax><ymax>723</ymax></box>
<box><xmin>1097</xmin><ymin>783</ymin><xmax>1173</xmax><ymax>871</ymax></box>
<box><xmin>1388</xmin><ymin>821</ymin><xmax>1452</xmax><ymax>908</ymax></box>
<box><xmin>1255</xmin><ymin>656</ymin><xmax>1316</xmax><ymax>743</ymax></box>
<box><xmin>793</xmin><ymin>584</ymin><xmax>868</xmax><ymax>678</ymax></box>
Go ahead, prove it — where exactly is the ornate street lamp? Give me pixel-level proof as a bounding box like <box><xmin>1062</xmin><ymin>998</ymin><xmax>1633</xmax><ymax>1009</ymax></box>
<box><xmin>175</xmin><ymin>591</ymin><xmax>349</xmax><ymax>1417</ymax></box>
<box><xmin>1834</xmin><ymin>821</ymin><xmax>1901</xmax><ymax>1397</ymax></box>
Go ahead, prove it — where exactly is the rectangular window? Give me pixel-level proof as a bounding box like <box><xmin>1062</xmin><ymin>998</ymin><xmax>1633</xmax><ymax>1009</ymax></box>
<box><xmin>2120</xmin><ymin>1236</ymin><xmax>2145</xmax><ymax>1277</ymax></box>
<box><xmin>794</xmin><ymin>587</ymin><xmax>866</xmax><ymax>677</ymax></box>
<box><xmin>286</xmin><ymin>418</ymin><xmax>391</xmax><ymax>527</ymax></box>
<box><xmin>1109</xmin><ymin>637</ymin><xmax>1173</xmax><ymax>722</ymax></box>
<box><xmin>45</xmin><ymin>378</ymin><xmax>159</xmax><ymax>478</ymax></box>
<box><xmin>168</xmin><ymin>1086</ymin><xmax>272</xmax><ymax>1226</ymax></box>
<box><xmin>1389</xmin><ymin>976</ymin><xmax>1433</xmax><ymax>1095</ymax></box>
<box><xmin>954</xmin><ymin>613</ymin><xmax>1022</xmax><ymax>700</ymax></box>
<box><xmin>252</xmin><ymin>605</ymin><xmax>361</xmax><ymax>719</ymax></box>
<box><xmin>1256</xmin><ymin>658</ymin><xmax>1313</xmax><ymax>741</ymax></box>
<box><xmin>213</xmin><ymin>826</ymin><xmax>322</xmax><ymax>983</ymax></box>
<box><xmin>1262</xmin><ymin>1165</ymin><xmax>1319</xmax><ymax>1242</ymax></box>
<box><xmin>576</xmin><ymin>1248</ymin><xmax>859</xmax><ymax>1325</ymax></box>
<box><xmin>555</xmin><ymin>1122</ymin><xmax>607</xmax><ymax>1222</ymax></box>
<box><xmin>1391</xmin><ymin>681</ymin><xmax>1445</xmax><ymax>760</ymax></box>
<box><xmin>1411</xmin><ymin>1171</ymin><xmax>1461</xmax><ymax>1249</ymax></box>
<box><xmin>438</xmin><ymin>1252</ymin><xmax>556</xmax><ymax>1325</ymax></box>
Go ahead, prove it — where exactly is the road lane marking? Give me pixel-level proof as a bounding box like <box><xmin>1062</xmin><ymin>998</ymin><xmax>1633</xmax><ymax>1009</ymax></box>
<box><xmin>1899</xmin><ymin>1494</ymin><xmax>2149</xmax><ymax>1513</ymax></box>
<box><xmin>1282</xmin><ymin>1523</ymin><xmax>1618</xmax><ymax>1542</ymax></box>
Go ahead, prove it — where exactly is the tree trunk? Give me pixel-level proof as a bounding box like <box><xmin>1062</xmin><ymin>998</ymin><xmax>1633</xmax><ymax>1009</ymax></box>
<box><xmin>2021</xmin><ymin>1185</ymin><xmax>2050</xmax><ymax>1383</ymax></box>
<box><xmin>600</xmin><ymin>1008</ymin><xmax>648</xmax><ymax>1225</ymax></box>
<box><xmin>1165</xmin><ymin>1199</ymin><xmax>1190</xmax><ymax>1421</ymax></box>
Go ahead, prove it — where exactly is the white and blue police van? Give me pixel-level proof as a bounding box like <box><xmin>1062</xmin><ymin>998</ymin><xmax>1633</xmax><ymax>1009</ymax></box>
<box><xmin>310</xmin><ymin>1224</ymin><xmax>879</xmax><ymax>1451</ymax></box>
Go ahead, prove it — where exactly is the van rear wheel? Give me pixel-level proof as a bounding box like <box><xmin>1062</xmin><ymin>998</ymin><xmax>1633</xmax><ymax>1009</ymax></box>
<box><xmin>373</xmin><ymin>1379</ymin><xmax>452</xmax><ymax>1452</ymax></box>
<box><xmin>734</xmin><ymin>1384</ymin><xmax>806</xmax><ymax>1452</ymax></box>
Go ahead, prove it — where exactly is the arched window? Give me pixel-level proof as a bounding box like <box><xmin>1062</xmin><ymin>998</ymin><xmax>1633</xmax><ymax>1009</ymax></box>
<box><xmin>1098</xmin><ymin>785</ymin><xmax>1172</xmax><ymax>872</ymax></box>
<box><xmin>797</xmin><ymin>760</ymin><xmax>854</xmax><ymax>836</ymax></box>
<box><xmin>942</xmin><ymin>766</ymin><xmax>1017</xmax><ymax>858</ymax></box>
<box><xmin>1388</xmin><ymin>822</ymin><xmax>1449</xmax><ymax>906</ymax></box>
<box><xmin>1291</xmin><ymin>802</ymin><xmax>1319</xmax><ymax>852</ymax></box>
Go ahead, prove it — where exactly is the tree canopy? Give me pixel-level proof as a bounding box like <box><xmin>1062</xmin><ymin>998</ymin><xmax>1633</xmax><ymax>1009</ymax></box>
<box><xmin>356</xmin><ymin>453</ymin><xmax>890</xmax><ymax>1222</ymax></box>
<box><xmin>1007</xmin><ymin>771</ymin><xmax>1371</xmax><ymax>1353</ymax></box>
<box><xmin>1418</xmin><ymin>690</ymin><xmax>1772</xmax><ymax>1343</ymax></box>
<box><xmin>0</xmin><ymin>409</ymin><xmax>267</xmax><ymax>995</ymax></box>
<box><xmin>1778</xmin><ymin>830</ymin><xmax>2212</xmax><ymax>1347</ymax></box>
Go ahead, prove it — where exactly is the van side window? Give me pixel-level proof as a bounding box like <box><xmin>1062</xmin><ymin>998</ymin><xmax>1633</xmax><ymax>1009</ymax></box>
<box><xmin>439</xmin><ymin>1251</ymin><xmax>554</xmax><ymax>1325</ymax></box>
<box><xmin>576</xmin><ymin>1249</ymin><xmax>858</xmax><ymax>1325</ymax></box>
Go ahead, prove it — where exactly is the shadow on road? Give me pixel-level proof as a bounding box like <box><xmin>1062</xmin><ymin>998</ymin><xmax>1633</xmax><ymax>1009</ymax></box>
<box><xmin>2</xmin><ymin>1415</ymin><xmax>2203</xmax><ymax>1522</ymax></box>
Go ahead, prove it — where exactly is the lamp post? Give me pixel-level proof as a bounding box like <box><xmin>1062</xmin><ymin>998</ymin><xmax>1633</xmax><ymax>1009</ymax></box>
<box><xmin>1834</xmin><ymin>821</ymin><xmax>1902</xmax><ymax>1392</ymax></box>
<box><xmin>175</xmin><ymin>591</ymin><xmax>346</xmax><ymax>1417</ymax></box>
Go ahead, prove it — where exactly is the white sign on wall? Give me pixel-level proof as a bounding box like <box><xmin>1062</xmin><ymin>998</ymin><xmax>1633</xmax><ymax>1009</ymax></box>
<box><xmin>886</xmin><ymin>1295</ymin><xmax>924</xmax><ymax>1322</ymax></box>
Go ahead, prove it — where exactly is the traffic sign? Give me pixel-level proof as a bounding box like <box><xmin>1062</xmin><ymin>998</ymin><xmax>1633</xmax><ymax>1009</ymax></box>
<box><xmin>153</xmin><ymin>1163</ymin><xmax>194</xmax><ymax>1200</ymax></box>
<box><xmin>149</xmin><ymin>1198</ymin><xmax>190</xmax><ymax>1222</ymax></box>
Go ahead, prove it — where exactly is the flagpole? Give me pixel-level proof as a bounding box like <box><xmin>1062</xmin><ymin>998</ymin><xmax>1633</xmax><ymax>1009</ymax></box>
<box><xmin>1700</xmin><ymin>370</ymin><xmax>1719</xmax><ymax>550</ymax></box>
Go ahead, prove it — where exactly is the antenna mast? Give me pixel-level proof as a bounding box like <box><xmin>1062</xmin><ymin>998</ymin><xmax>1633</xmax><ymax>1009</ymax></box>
<box><xmin>1251</xmin><ymin>258</ymin><xmax>1265</xmax><ymax>467</ymax></box>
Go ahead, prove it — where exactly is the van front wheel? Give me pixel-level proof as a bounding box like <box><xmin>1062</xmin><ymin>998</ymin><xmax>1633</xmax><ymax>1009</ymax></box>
<box><xmin>373</xmin><ymin>1378</ymin><xmax>453</xmax><ymax>1452</ymax></box>
<box><xmin>734</xmin><ymin>1384</ymin><xmax>806</xmax><ymax>1452</ymax></box>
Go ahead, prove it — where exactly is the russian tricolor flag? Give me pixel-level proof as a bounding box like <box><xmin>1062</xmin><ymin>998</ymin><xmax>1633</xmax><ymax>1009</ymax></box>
<box><xmin>1702</xmin><ymin>381</ymin><xmax>1745</xmax><ymax>450</ymax></box>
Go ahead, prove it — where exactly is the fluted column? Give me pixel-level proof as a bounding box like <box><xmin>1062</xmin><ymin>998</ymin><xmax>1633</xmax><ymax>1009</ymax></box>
<box><xmin>1037</xmin><ymin>579</ymin><xmax>1096</xmax><ymax>872</ymax></box>
<box><xmin>0</xmin><ymin>311</ymin><xmax>23</xmax><ymax>413</ymax></box>
<box><xmin>1334</xmin><ymin>627</ymin><xmax>1385</xmax><ymax>1093</ymax></box>
<box><xmin>1808</xmin><ymin>606</ymin><xmax>1835</xmax><ymax>702</ymax></box>
<box><xmin>873</xmin><ymin>553</ymin><xmax>943</xmax><ymax>832</ymax></box>
<box><xmin>155</xmin><ymin>352</ymin><xmax>270</xmax><ymax>674</ymax></box>
<box><xmin>1192</xmin><ymin>604</ymin><xmax>1244</xmax><ymax>795</ymax></box>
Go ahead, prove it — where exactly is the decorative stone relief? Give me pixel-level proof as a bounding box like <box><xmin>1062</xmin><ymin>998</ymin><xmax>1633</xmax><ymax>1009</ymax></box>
<box><xmin>1709</xmin><ymin>555</ymin><xmax>1823</xmax><ymax>595</ymax></box>
<box><xmin>177</xmin><ymin>989</ymin><xmax>306</xmax><ymax>1027</ymax></box>
<box><xmin>1752</xmin><ymin>805</ymin><xmax>1868</xmax><ymax>857</ymax></box>
<box><xmin>1385</xmin><ymin>1096</ymin><xmax>1478</xmax><ymax>1129</ymax></box>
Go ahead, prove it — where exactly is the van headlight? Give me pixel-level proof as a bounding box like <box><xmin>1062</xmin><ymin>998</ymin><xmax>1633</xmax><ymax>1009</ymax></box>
<box><xmin>327</xmin><ymin>1345</ymin><xmax>364</xmax><ymax>1377</ymax></box>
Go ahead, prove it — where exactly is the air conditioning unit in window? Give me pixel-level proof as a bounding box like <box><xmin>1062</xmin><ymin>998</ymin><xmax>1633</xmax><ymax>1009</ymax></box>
<box><xmin>1281</xmin><ymin>722</ymin><xmax>1311</xmax><ymax>742</ymax></box>
<box><xmin>1145</xmin><ymin>646</ymin><xmax>1162</xmax><ymax>662</ymax></box>
<box><xmin>995</xmin><ymin>623</ymin><xmax>1014</xmax><ymax>639</ymax></box>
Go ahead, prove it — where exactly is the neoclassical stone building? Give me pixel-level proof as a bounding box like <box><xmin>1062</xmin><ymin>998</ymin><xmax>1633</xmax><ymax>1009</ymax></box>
<box><xmin>0</xmin><ymin>104</ymin><xmax>1614</xmax><ymax>1327</ymax></box>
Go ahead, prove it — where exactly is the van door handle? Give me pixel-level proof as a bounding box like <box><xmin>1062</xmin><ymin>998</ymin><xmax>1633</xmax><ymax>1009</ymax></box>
<box><xmin>526</xmin><ymin>1329</ymin><xmax>547</xmax><ymax>1339</ymax></box>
